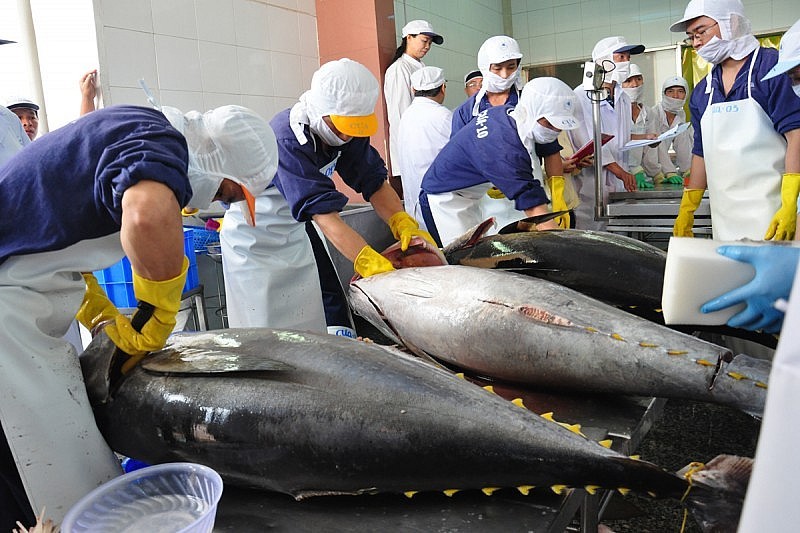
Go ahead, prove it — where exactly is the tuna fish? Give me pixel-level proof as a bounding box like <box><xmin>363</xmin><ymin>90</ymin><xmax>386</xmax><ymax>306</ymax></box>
<box><xmin>348</xmin><ymin>265</ymin><xmax>769</xmax><ymax>417</ymax></box>
<box><xmin>79</xmin><ymin>328</ymin><xmax>748</xmax><ymax>532</ymax></box>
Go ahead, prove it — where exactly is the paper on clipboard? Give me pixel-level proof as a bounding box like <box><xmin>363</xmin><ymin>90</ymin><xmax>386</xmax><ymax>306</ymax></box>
<box><xmin>571</xmin><ymin>134</ymin><xmax>614</xmax><ymax>161</ymax></box>
<box><xmin>620</xmin><ymin>121</ymin><xmax>690</xmax><ymax>151</ymax></box>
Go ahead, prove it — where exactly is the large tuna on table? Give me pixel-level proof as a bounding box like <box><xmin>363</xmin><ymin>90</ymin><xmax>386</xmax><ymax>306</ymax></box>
<box><xmin>80</xmin><ymin>328</ymin><xmax>747</xmax><ymax>532</ymax></box>
<box><xmin>348</xmin><ymin>265</ymin><xmax>769</xmax><ymax>417</ymax></box>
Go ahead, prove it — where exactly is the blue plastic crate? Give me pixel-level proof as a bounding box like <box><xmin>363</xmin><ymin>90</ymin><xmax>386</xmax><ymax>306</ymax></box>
<box><xmin>191</xmin><ymin>227</ymin><xmax>221</xmax><ymax>255</ymax></box>
<box><xmin>94</xmin><ymin>229</ymin><xmax>198</xmax><ymax>308</ymax></box>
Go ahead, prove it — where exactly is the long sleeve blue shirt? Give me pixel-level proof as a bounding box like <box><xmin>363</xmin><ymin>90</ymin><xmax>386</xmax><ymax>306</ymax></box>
<box><xmin>451</xmin><ymin>90</ymin><xmax>521</xmax><ymax>137</ymax></box>
<box><xmin>0</xmin><ymin>105</ymin><xmax>191</xmax><ymax>265</ymax></box>
<box><xmin>269</xmin><ymin>109</ymin><xmax>388</xmax><ymax>222</ymax></box>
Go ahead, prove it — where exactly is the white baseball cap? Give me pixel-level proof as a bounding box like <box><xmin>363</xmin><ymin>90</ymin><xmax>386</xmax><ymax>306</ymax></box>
<box><xmin>662</xmin><ymin>75</ymin><xmax>689</xmax><ymax>93</ymax></box>
<box><xmin>401</xmin><ymin>20</ymin><xmax>443</xmax><ymax>45</ymax></box>
<box><xmin>4</xmin><ymin>96</ymin><xmax>39</xmax><ymax>113</ymax></box>
<box><xmin>162</xmin><ymin>105</ymin><xmax>277</xmax><ymax>226</ymax></box>
<box><xmin>307</xmin><ymin>58</ymin><xmax>379</xmax><ymax>137</ymax></box>
<box><xmin>520</xmin><ymin>77</ymin><xmax>580</xmax><ymax>130</ymax></box>
<box><xmin>477</xmin><ymin>36</ymin><xmax>523</xmax><ymax>71</ymax></box>
<box><xmin>592</xmin><ymin>36</ymin><xmax>645</xmax><ymax>61</ymax></box>
<box><xmin>411</xmin><ymin>66</ymin><xmax>445</xmax><ymax>91</ymax></box>
<box><xmin>762</xmin><ymin>19</ymin><xmax>800</xmax><ymax>81</ymax></box>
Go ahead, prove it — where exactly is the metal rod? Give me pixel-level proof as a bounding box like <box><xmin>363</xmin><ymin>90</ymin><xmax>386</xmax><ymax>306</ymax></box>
<box><xmin>591</xmin><ymin>89</ymin><xmax>607</xmax><ymax>222</ymax></box>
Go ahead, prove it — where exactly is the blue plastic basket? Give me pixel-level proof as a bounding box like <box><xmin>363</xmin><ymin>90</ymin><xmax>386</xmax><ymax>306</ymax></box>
<box><xmin>191</xmin><ymin>227</ymin><xmax>220</xmax><ymax>255</ymax></box>
<box><xmin>94</xmin><ymin>229</ymin><xmax>199</xmax><ymax>308</ymax></box>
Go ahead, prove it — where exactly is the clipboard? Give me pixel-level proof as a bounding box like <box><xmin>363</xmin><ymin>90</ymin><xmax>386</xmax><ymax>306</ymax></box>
<box><xmin>571</xmin><ymin>134</ymin><xmax>614</xmax><ymax>161</ymax></box>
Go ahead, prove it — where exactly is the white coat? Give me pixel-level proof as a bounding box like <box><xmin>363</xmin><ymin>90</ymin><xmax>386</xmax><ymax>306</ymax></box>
<box><xmin>642</xmin><ymin>101</ymin><xmax>694</xmax><ymax>176</ymax></box>
<box><xmin>628</xmin><ymin>102</ymin><xmax>653</xmax><ymax>171</ymax></box>
<box><xmin>384</xmin><ymin>54</ymin><xmax>424</xmax><ymax>176</ymax></box>
<box><xmin>567</xmin><ymin>84</ymin><xmax>632</xmax><ymax>231</ymax></box>
<box><xmin>0</xmin><ymin>105</ymin><xmax>29</xmax><ymax>166</ymax></box>
<box><xmin>396</xmin><ymin>96</ymin><xmax>452</xmax><ymax>228</ymax></box>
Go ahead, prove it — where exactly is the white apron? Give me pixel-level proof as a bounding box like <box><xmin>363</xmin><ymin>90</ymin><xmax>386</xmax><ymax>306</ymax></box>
<box><xmin>738</xmin><ymin>262</ymin><xmax>800</xmax><ymax>531</ymax></box>
<box><xmin>0</xmin><ymin>234</ymin><xmax>124</xmax><ymax>522</ymax></box>
<box><xmin>700</xmin><ymin>47</ymin><xmax>786</xmax><ymax>241</ymax></box>
<box><xmin>220</xmin><ymin>186</ymin><xmax>327</xmax><ymax>332</ymax></box>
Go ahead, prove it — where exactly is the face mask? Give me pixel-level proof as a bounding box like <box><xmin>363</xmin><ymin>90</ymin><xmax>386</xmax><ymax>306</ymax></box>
<box><xmin>662</xmin><ymin>95</ymin><xmax>686</xmax><ymax>113</ymax></box>
<box><xmin>531</xmin><ymin>122</ymin><xmax>560</xmax><ymax>144</ymax></box>
<box><xmin>612</xmin><ymin>61</ymin><xmax>630</xmax><ymax>84</ymax></box>
<box><xmin>186</xmin><ymin>166</ymin><xmax>223</xmax><ymax>211</ymax></box>
<box><xmin>622</xmin><ymin>85</ymin><xmax>644</xmax><ymax>102</ymax></box>
<box><xmin>696</xmin><ymin>35</ymin><xmax>735</xmax><ymax>65</ymax></box>
<box><xmin>793</xmin><ymin>84</ymin><xmax>800</xmax><ymax>99</ymax></box>
<box><xmin>311</xmin><ymin>117</ymin><xmax>349</xmax><ymax>147</ymax></box>
<box><xmin>482</xmin><ymin>69</ymin><xmax>520</xmax><ymax>93</ymax></box>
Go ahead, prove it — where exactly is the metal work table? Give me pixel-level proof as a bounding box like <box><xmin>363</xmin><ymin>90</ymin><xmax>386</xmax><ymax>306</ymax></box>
<box><xmin>213</xmin><ymin>384</ymin><xmax>665</xmax><ymax>532</ymax></box>
<box><xmin>606</xmin><ymin>183</ymin><xmax>711</xmax><ymax>246</ymax></box>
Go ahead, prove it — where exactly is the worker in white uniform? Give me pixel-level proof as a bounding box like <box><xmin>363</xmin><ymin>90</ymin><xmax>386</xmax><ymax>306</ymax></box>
<box><xmin>384</xmin><ymin>20</ymin><xmax>443</xmax><ymax>197</ymax></box>
<box><xmin>568</xmin><ymin>36</ymin><xmax>642</xmax><ymax>231</ymax></box>
<box><xmin>698</xmin><ymin>18</ymin><xmax>800</xmax><ymax>531</ymax></box>
<box><xmin>420</xmin><ymin>77</ymin><xmax>581</xmax><ymax>246</ymax></box>
<box><xmin>0</xmin><ymin>104</ymin><xmax>276</xmax><ymax>529</ymax></box>
<box><xmin>396</xmin><ymin>66</ymin><xmax>452</xmax><ymax>229</ymax></box>
<box><xmin>0</xmin><ymin>40</ymin><xmax>30</xmax><ymax>167</ymax></box>
<box><xmin>642</xmin><ymin>76</ymin><xmax>695</xmax><ymax>184</ymax></box>
<box><xmin>671</xmin><ymin>0</ymin><xmax>800</xmax><ymax>241</ymax></box>
<box><xmin>621</xmin><ymin>63</ymin><xmax>657</xmax><ymax>190</ymax></box>
<box><xmin>222</xmin><ymin>59</ymin><xmax>436</xmax><ymax>334</ymax></box>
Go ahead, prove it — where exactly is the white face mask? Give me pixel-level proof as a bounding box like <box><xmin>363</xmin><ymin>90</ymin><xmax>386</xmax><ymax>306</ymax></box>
<box><xmin>311</xmin><ymin>117</ymin><xmax>349</xmax><ymax>147</ymax></box>
<box><xmin>186</xmin><ymin>166</ymin><xmax>223</xmax><ymax>211</ymax></box>
<box><xmin>612</xmin><ymin>61</ymin><xmax>630</xmax><ymax>84</ymax></box>
<box><xmin>696</xmin><ymin>35</ymin><xmax>735</xmax><ymax>65</ymax></box>
<box><xmin>531</xmin><ymin>122</ymin><xmax>560</xmax><ymax>144</ymax></box>
<box><xmin>622</xmin><ymin>85</ymin><xmax>644</xmax><ymax>102</ymax></box>
<box><xmin>662</xmin><ymin>95</ymin><xmax>686</xmax><ymax>113</ymax></box>
<box><xmin>482</xmin><ymin>69</ymin><xmax>520</xmax><ymax>93</ymax></box>
<box><xmin>793</xmin><ymin>84</ymin><xmax>800</xmax><ymax>99</ymax></box>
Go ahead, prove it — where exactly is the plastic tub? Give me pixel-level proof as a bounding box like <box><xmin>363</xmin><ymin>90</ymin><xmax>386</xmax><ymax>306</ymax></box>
<box><xmin>61</xmin><ymin>462</ymin><xmax>223</xmax><ymax>533</ymax></box>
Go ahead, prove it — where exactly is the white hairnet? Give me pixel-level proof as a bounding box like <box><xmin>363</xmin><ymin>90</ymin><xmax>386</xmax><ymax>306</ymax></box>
<box><xmin>662</xmin><ymin>75</ymin><xmax>689</xmax><ymax>94</ymax></box>
<box><xmin>162</xmin><ymin>105</ymin><xmax>277</xmax><ymax>226</ymax></box>
<box><xmin>477</xmin><ymin>36</ymin><xmax>522</xmax><ymax>72</ymax></box>
<box><xmin>306</xmin><ymin>58</ymin><xmax>379</xmax><ymax>137</ymax></box>
<box><xmin>515</xmin><ymin>77</ymin><xmax>580</xmax><ymax>131</ymax></box>
<box><xmin>762</xmin><ymin>19</ymin><xmax>800</xmax><ymax>81</ymax></box>
<box><xmin>627</xmin><ymin>63</ymin><xmax>643</xmax><ymax>80</ymax></box>
<box><xmin>669</xmin><ymin>0</ymin><xmax>752</xmax><ymax>40</ymax></box>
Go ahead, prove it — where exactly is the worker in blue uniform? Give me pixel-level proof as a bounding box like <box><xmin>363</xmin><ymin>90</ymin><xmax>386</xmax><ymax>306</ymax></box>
<box><xmin>0</xmin><ymin>104</ymin><xmax>276</xmax><ymax>528</ymax></box>
<box><xmin>220</xmin><ymin>58</ymin><xmax>434</xmax><ymax>336</ymax></box>
<box><xmin>451</xmin><ymin>35</ymin><xmax>522</xmax><ymax>135</ymax></box>
<box><xmin>420</xmin><ymin>77</ymin><xmax>581</xmax><ymax>247</ymax></box>
<box><xmin>672</xmin><ymin>0</ymin><xmax>800</xmax><ymax>241</ymax></box>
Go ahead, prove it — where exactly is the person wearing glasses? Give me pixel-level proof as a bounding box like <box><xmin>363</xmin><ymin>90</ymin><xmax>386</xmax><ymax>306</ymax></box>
<box><xmin>463</xmin><ymin>70</ymin><xmax>482</xmax><ymax>98</ymax></box>
<box><xmin>671</xmin><ymin>0</ymin><xmax>800</xmax><ymax>241</ymax></box>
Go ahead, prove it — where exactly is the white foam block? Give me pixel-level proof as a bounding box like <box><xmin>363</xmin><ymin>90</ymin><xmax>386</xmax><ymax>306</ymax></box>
<box><xmin>662</xmin><ymin>237</ymin><xmax>758</xmax><ymax>325</ymax></box>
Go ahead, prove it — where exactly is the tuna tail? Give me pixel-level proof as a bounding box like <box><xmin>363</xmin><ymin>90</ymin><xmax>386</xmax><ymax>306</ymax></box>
<box><xmin>681</xmin><ymin>455</ymin><xmax>752</xmax><ymax>533</ymax></box>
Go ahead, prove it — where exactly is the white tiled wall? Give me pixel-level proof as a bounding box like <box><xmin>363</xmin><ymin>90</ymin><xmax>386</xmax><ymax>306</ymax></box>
<box><xmin>392</xmin><ymin>0</ymin><xmax>506</xmax><ymax>110</ymax></box>
<box><xmin>95</xmin><ymin>0</ymin><xmax>319</xmax><ymax>122</ymax></box>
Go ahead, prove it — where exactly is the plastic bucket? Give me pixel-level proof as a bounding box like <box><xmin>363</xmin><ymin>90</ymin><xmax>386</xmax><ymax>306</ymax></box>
<box><xmin>61</xmin><ymin>462</ymin><xmax>223</xmax><ymax>533</ymax></box>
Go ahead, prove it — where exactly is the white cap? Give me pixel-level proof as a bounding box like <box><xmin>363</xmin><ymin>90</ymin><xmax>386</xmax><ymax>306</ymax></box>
<box><xmin>401</xmin><ymin>20</ymin><xmax>443</xmax><ymax>45</ymax></box>
<box><xmin>669</xmin><ymin>0</ymin><xmax>751</xmax><ymax>40</ymax></box>
<box><xmin>519</xmin><ymin>77</ymin><xmax>580</xmax><ymax>130</ymax></box>
<box><xmin>411</xmin><ymin>66</ymin><xmax>445</xmax><ymax>91</ymax></box>
<box><xmin>307</xmin><ymin>58</ymin><xmax>379</xmax><ymax>137</ymax></box>
<box><xmin>162</xmin><ymin>105</ymin><xmax>277</xmax><ymax>226</ymax></box>
<box><xmin>627</xmin><ymin>63</ymin><xmax>644</xmax><ymax>80</ymax></box>
<box><xmin>662</xmin><ymin>75</ymin><xmax>689</xmax><ymax>93</ymax></box>
<box><xmin>3</xmin><ymin>96</ymin><xmax>39</xmax><ymax>113</ymax></box>
<box><xmin>592</xmin><ymin>36</ymin><xmax>645</xmax><ymax>62</ymax></box>
<box><xmin>477</xmin><ymin>36</ymin><xmax>523</xmax><ymax>72</ymax></box>
<box><xmin>762</xmin><ymin>19</ymin><xmax>800</xmax><ymax>81</ymax></box>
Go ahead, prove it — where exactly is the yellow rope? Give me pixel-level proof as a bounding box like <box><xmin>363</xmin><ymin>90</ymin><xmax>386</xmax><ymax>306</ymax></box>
<box><xmin>679</xmin><ymin>461</ymin><xmax>706</xmax><ymax>533</ymax></box>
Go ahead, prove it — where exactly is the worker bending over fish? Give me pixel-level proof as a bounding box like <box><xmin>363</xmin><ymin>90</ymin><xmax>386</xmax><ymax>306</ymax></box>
<box><xmin>420</xmin><ymin>77</ymin><xmax>581</xmax><ymax>247</ymax></box>
<box><xmin>0</xmin><ymin>104</ymin><xmax>277</xmax><ymax>528</ymax></box>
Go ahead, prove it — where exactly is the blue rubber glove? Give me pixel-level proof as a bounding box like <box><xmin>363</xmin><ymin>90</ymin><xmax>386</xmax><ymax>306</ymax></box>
<box><xmin>700</xmin><ymin>245</ymin><xmax>800</xmax><ymax>333</ymax></box>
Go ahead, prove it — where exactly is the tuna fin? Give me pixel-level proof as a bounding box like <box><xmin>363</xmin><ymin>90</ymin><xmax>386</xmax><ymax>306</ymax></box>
<box><xmin>585</xmin><ymin>485</ymin><xmax>600</xmax><ymax>495</ymax></box>
<box><xmin>442</xmin><ymin>218</ymin><xmax>496</xmax><ymax>254</ymax></box>
<box><xmin>540</xmin><ymin>412</ymin><xmax>555</xmax><ymax>421</ymax></box>
<box><xmin>517</xmin><ymin>485</ymin><xmax>534</xmax><ymax>495</ymax></box>
<box><xmin>598</xmin><ymin>439</ymin><xmax>613</xmax><ymax>449</ymax></box>
<box><xmin>483</xmin><ymin>385</ymin><xmax>495</xmax><ymax>393</ymax></box>
<box><xmin>404</xmin><ymin>491</ymin><xmax>417</xmax><ymax>498</ymax></box>
<box><xmin>497</xmin><ymin>211</ymin><xmax>567</xmax><ymax>234</ymax></box>
<box><xmin>629</xmin><ymin>455</ymin><xmax>640</xmax><ymax>460</ymax></box>
<box><xmin>455</xmin><ymin>372</ymin><xmax>465</xmax><ymax>379</ymax></box>
<box><xmin>550</xmin><ymin>484</ymin><xmax>568</xmax><ymax>495</ymax></box>
<box><xmin>481</xmin><ymin>487</ymin><xmax>500</xmax><ymax>496</ymax></box>
<box><xmin>511</xmin><ymin>398</ymin><xmax>526</xmax><ymax>408</ymax></box>
<box><xmin>443</xmin><ymin>489</ymin><xmax>460</xmax><ymax>497</ymax></box>
<box><xmin>617</xmin><ymin>488</ymin><xmax>631</xmax><ymax>496</ymax></box>
<box><xmin>141</xmin><ymin>348</ymin><xmax>293</xmax><ymax>375</ymax></box>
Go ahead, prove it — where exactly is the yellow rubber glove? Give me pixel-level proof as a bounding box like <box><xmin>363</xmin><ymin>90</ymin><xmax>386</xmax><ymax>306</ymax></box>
<box><xmin>764</xmin><ymin>173</ymin><xmax>800</xmax><ymax>241</ymax></box>
<box><xmin>673</xmin><ymin>189</ymin><xmax>704</xmax><ymax>237</ymax></box>
<box><xmin>77</xmin><ymin>258</ymin><xmax>188</xmax><ymax>371</ymax></box>
<box><xmin>549</xmin><ymin>175</ymin><xmax>570</xmax><ymax>229</ymax></box>
<box><xmin>354</xmin><ymin>246</ymin><xmax>396</xmax><ymax>278</ymax></box>
<box><xmin>388</xmin><ymin>211</ymin><xmax>437</xmax><ymax>251</ymax></box>
<box><xmin>653</xmin><ymin>172</ymin><xmax>665</xmax><ymax>185</ymax></box>
<box><xmin>486</xmin><ymin>186</ymin><xmax>506</xmax><ymax>199</ymax></box>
